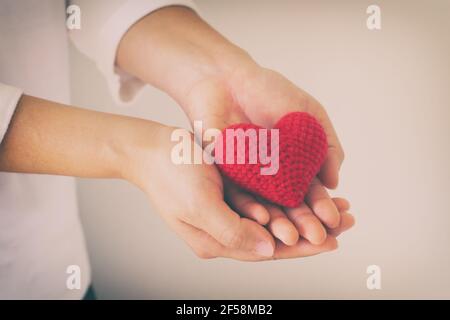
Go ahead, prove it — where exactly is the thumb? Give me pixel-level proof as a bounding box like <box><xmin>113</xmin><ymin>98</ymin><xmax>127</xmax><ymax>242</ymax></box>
<box><xmin>194</xmin><ymin>199</ymin><xmax>275</xmax><ymax>257</ymax></box>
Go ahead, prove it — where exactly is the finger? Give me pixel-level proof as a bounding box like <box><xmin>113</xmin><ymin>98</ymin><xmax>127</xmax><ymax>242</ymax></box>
<box><xmin>327</xmin><ymin>212</ymin><xmax>355</xmax><ymax>237</ymax></box>
<box><xmin>332</xmin><ymin>197</ymin><xmax>350</xmax><ymax>212</ymax></box>
<box><xmin>327</xmin><ymin>197</ymin><xmax>354</xmax><ymax>236</ymax></box>
<box><xmin>309</xmin><ymin>102</ymin><xmax>344</xmax><ymax>190</ymax></box>
<box><xmin>273</xmin><ymin>236</ymin><xmax>338</xmax><ymax>260</ymax></box>
<box><xmin>285</xmin><ymin>203</ymin><xmax>327</xmax><ymax>245</ymax></box>
<box><xmin>170</xmin><ymin>218</ymin><xmax>281</xmax><ymax>261</ymax></box>
<box><xmin>170</xmin><ymin>218</ymin><xmax>342</xmax><ymax>262</ymax></box>
<box><xmin>225</xmin><ymin>236</ymin><xmax>338</xmax><ymax>261</ymax></box>
<box><xmin>166</xmin><ymin>218</ymin><xmax>224</xmax><ymax>259</ymax></box>
<box><xmin>318</xmin><ymin>147</ymin><xmax>343</xmax><ymax>190</ymax></box>
<box><xmin>265</xmin><ymin>203</ymin><xmax>299</xmax><ymax>246</ymax></box>
<box><xmin>223</xmin><ymin>233</ymin><xmax>339</xmax><ymax>261</ymax></box>
<box><xmin>224</xmin><ymin>182</ymin><xmax>270</xmax><ymax>225</ymax></box>
<box><xmin>185</xmin><ymin>198</ymin><xmax>275</xmax><ymax>258</ymax></box>
<box><xmin>305</xmin><ymin>178</ymin><xmax>340</xmax><ymax>228</ymax></box>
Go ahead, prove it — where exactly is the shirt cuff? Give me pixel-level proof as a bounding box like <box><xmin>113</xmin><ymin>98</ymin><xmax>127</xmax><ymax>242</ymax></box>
<box><xmin>96</xmin><ymin>0</ymin><xmax>197</xmax><ymax>105</ymax></box>
<box><xmin>0</xmin><ymin>83</ymin><xmax>23</xmax><ymax>144</ymax></box>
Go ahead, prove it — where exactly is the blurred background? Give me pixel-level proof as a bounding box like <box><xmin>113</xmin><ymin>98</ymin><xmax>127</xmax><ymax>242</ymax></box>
<box><xmin>69</xmin><ymin>0</ymin><xmax>450</xmax><ymax>299</ymax></box>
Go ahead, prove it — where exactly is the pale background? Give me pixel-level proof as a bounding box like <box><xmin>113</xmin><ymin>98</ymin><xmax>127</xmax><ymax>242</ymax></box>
<box><xmin>69</xmin><ymin>0</ymin><xmax>450</xmax><ymax>299</ymax></box>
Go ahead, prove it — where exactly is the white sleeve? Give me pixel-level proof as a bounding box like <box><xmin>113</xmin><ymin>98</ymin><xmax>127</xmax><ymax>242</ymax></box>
<box><xmin>69</xmin><ymin>0</ymin><xmax>197</xmax><ymax>105</ymax></box>
<box><xmin>0</xmin><ymin>83</ymin><xmax>23</xmax><ymax>144</ymax></box>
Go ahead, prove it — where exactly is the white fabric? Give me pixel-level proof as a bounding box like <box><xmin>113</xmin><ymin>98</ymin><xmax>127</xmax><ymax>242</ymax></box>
<box><xmin>0</xmin><ymin>84</ymin><xmax>22</xmax><ymax>144</ymax></box>
<box><xmin>69</xmin><ymin>0</ymin><xmax>197</xmax><ymax>104</ymax></box>
<box><xmin>0</xmin><ymin>0</ymin><xmax>195</xmax><ymax>299</ymax></box>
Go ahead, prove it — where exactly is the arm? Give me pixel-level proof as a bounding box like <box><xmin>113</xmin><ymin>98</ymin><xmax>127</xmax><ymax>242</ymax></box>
<box><xmin>0</xmin><ymin>95</ymin><xmax>283</xmax><ymax>260</ymax></box>
<box><xmin>116</xmin><ymin>6</ymin><xmax>351</xmax><ymax>246</ymax></box>
<box><xmin>0</xmin><ymin>94</ymin><xmax>156</xmax><ymax>178</ymax></box>
<box><xmin>116</xmin><ymin>6</ymin><xmax>250</xmax><ymax>106</ymax></box>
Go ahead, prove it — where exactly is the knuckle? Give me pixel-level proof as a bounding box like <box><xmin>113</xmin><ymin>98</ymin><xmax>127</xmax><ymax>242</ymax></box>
<box><xmin>220</xmin><ymin>221</ymin><xmax>244</xmax><ymax>250</ymax></box>
<box><xmin>179</xmin><ymin>210</ymin><xmax>202</xmax><ymax>226</ymax></box>
<box><xmin>226</xmin><ymin>230</ymin><xmax>244</xmax><ymax>250</ymax></box>
<box><xmin>194</xmin><ymin>233</ymin><xmax>219</xmax><ymax>260</ymax></box>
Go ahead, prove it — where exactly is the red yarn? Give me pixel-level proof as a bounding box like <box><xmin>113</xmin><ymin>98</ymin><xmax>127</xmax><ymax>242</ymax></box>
<box><xmin>215</xmin><ymin>112</ymin><xmax>328</xmax><ymax>208</ymax></box>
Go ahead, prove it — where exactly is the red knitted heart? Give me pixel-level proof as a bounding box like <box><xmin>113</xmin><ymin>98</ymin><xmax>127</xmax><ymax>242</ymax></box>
<box><xmin>215</xmin><ymin>112</ymin><xmax>328</xmax><ymax>208</ymax></box>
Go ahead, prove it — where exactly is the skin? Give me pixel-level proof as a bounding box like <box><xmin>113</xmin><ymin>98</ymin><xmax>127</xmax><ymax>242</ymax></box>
<box><xmin>0</xmin><ymin>6</ymin><xmax>355</xmax><ymax>261</ymax></box>
<box><xmin>0</xmin><ymin>96</ymin><xmax>353</xmax><ymax>261</ymax></box>
<box><xmin>116</xmin><ymin>7</ymin><xmax>354</xmax><ymax>257</ymax></box>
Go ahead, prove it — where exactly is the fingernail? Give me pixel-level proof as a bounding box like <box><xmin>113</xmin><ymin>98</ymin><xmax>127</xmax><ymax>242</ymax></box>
<box><xmin>255</xmin><ymin>241</ymin><xmax>274</xmax><ymax>257</ymax></box>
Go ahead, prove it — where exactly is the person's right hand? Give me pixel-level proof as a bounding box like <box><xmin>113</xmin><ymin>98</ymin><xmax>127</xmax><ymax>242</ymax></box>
<box><xmin>121</xmin><ymin>124</ymin><xmax>349</xmax><ymax>260</ymax></box>
<box><xmin>116</xmin><ymin>7</ymin><xmax>355</xmax><ymax>253</ymax></box>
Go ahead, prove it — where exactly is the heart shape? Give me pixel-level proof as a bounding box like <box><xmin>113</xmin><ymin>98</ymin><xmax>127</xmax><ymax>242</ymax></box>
<box><xmin>215</xmin><ymin>112</ymin><xmax>328</xmax><ymax>208</ymax></box>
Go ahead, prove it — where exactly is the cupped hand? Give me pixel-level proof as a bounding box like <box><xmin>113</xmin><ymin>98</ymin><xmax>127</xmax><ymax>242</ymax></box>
<box><xmin>125</xmin><ymin>125</ymin><xmax>352</xmax><ymax>261</ymax></box>
<box><xmin>115</xmin><ymin>6</ymin><xmax>353</xmax><ymax>253</ymax></box>
<box><xmin>182</xmin><ymin>63</ymin><xmax>351</xmax><ymax>246</ymax></box>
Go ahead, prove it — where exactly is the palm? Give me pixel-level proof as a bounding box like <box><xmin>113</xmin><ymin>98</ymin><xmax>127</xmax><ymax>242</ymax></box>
<box><xmin>183</xmin><ymin>66</ymin><xmax>352</xmax><ymax>250</ymax></box>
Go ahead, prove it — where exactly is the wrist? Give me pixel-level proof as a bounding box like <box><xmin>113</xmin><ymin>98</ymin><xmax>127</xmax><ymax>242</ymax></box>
<box><xmin>111</xmin><ymin>118</ymin><xmax>166</xmax><ymax>188</ymax></box>
<box><xmin>116</xmin><ymin>5</ymin><xmax>258</xmax><ymax>107</ymax></box>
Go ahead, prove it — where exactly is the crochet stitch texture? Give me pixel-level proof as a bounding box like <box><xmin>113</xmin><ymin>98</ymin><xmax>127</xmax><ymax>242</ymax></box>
<box><xmin>215</xmin><ymin>112</ymin><xmax>328</xmax><ymax>207</ymax></box>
